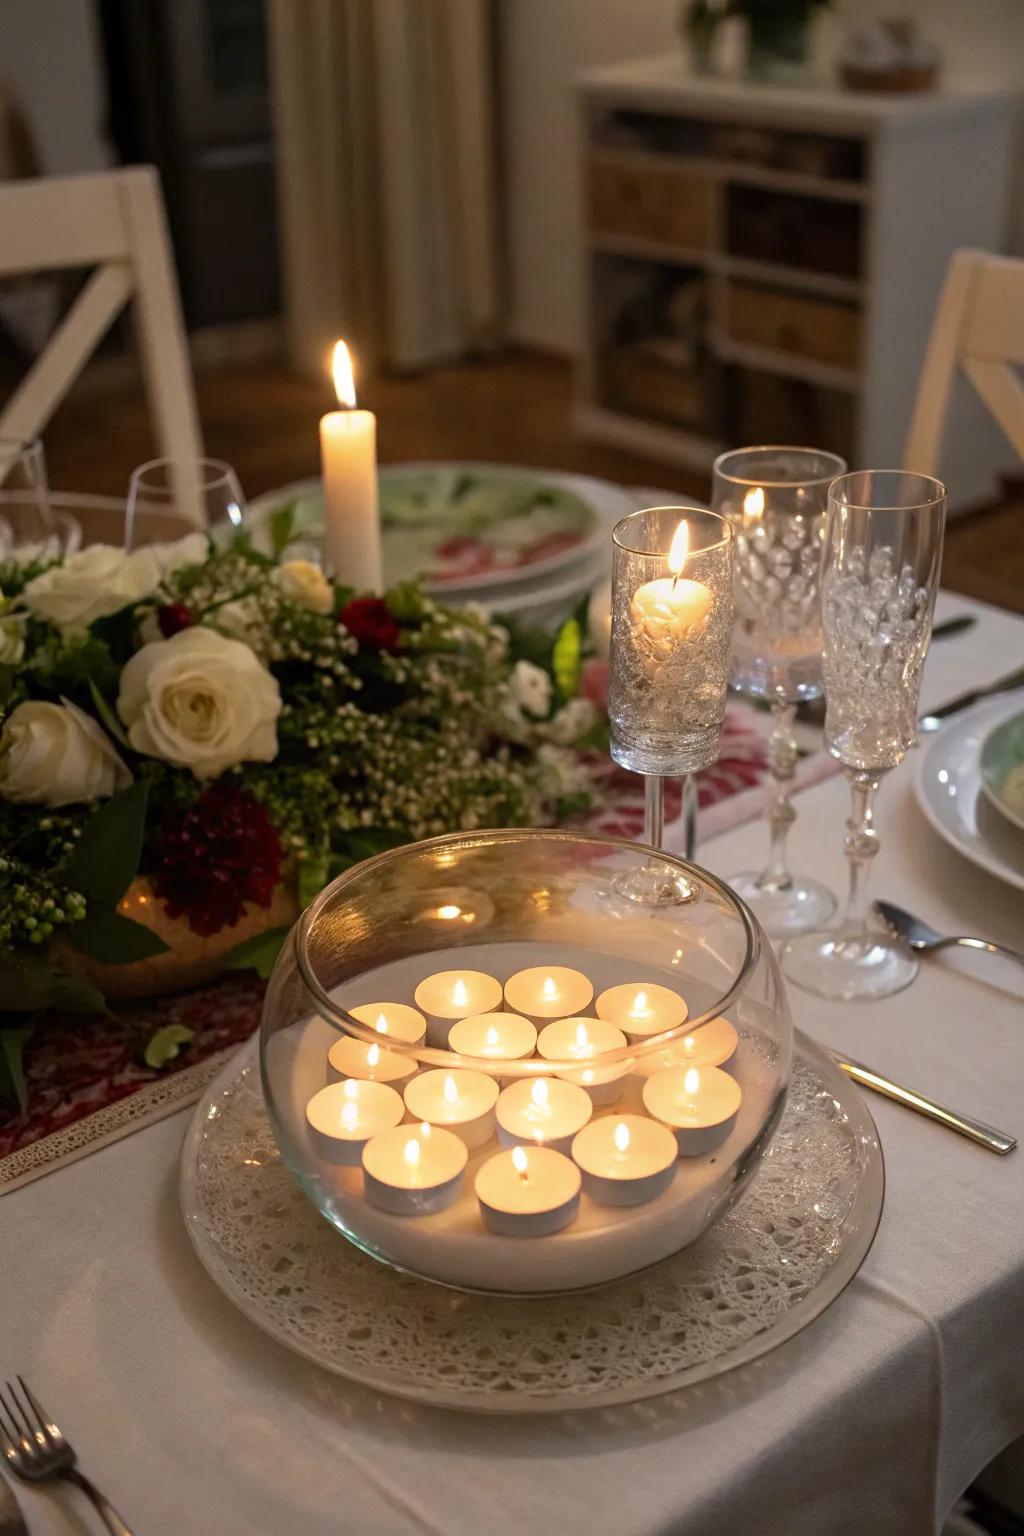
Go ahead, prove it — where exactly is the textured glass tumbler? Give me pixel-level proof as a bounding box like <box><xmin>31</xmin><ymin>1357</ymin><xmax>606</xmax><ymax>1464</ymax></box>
<box><xmin>609</xmin><ymin>507</ymin><xmax>734</xmax><ymax>903</ymax></box>
<box><xmin>782</xmin><ymin>470</ymin><xmax>946</xmax><ymax>1002</ymax></box>
<box><xmin>0</xmin><ymin>436</ymin><xmax>67</xmax><ymax>562</ymax></box>
<box><xmin>713</xmin><ymin>446</ymin><xmax>846</xmax><ymax>937</ymax></box>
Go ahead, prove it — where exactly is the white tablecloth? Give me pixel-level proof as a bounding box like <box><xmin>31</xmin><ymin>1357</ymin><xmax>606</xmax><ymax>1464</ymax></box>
<box><xmin>3</xmin><ymin>592</ymin><xmax>1024</xmax><ymax>1536</ymax></box>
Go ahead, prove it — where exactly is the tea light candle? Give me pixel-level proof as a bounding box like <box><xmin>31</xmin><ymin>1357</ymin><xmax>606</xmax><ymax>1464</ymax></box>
<box><xmin>595</xmin><ymin>982</ymin><xmax>688</xmax><ymax>1042</ymax></box>
<box><xmin>327</xmin><ymin>1036</ymin><xmax>418</xmax><ymax>1088</ymax></box>
<box><xmin>571</xmin><ymin>1115</ymin><xmax>678</xmax><ymax>1207</ymax></box>
<box><xmin>362</xmin><ymin>1122</ymin><xmax>468</xmax><ymax>1215</ymax></box>
<box><xmin>475</xmin><ymin>1145</ymin><xmax>582</xmax><ymax>1237</ymax></box>
<box><xmin>631</xmin><ymin>1016</ymin><xmax>739</xmax><ymax>1079</ymax></box>
<box><xmin>537</xmin><ymin>1017</ymin><xmax>629</xmax><ymax>1106</ymax></box>
<box><xmin>414</xmin><ymin>970</ymin><xmax>503</xmax><ymax>1047</ymax></box>
<box><xmin>643</xmin><ymin>1064</ymin><xmax>742</xmax><ymax>1156</ymax></box>
<box><xmin>447</xmin><ymin>1012</ymin><xmax>538</xmax><ymax>1065</ymax></box>
<box><xmin>305</xmin><ymin>1079</ymin><xmax>404</xmax><ymax>1166</ymax></box>
<box><xmin>630</xmin><ymin>519</ymin><xmax>712</xmax><ymax>662</ymax></box>
<box><xmin>495</xmin><ymin>1076</ymin><xmax>593</xmax><ymax>1156</ymax></box>
<box><xmin>403</xmin><ymin>1068</ymin><xmax>500</xmax><ymax>1150</ymax></box>
<box><xmin>503</xmin><ymin>965</ymin><xmax>593</xmax><ymax>1024</ymax></box>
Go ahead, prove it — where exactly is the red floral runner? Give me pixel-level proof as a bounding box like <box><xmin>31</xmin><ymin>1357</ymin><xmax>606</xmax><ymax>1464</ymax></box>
<box><xmin>0</xmin><ymin>709</ymin><xmax>774</xmax><ymax>1185</ymax></box>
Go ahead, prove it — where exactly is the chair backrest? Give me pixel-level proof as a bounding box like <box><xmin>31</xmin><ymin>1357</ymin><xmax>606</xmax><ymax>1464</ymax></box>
<box><xmin>0</xmin><ymin>166</ymin><xmax>204</xmax><ymax>514</ymax></box>
<box><xmin>905</xmin><ymin>248</ymin><xmax>1024</xmax><ymax>480</ymax></box>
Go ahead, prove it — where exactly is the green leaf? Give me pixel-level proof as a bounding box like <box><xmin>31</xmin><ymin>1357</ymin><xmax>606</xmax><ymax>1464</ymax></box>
<box><xmin>87</xmin><ymin>679</ymin><xmax>132</xmax><ymax>750</ymax></box>
<box><xmin>224</xmin><ymin>926</ymin><xmax>289</xmax><ymax>980</ymax></box>
<box><xmin>144</xmin><ymin>1024</ymin><xmax>194</xmax><ymax>1070</ymax></box>
<box><xmin>67</xmin><ymin>906</ymin><xmax>170</xmax><ymax>965</ymax></box>
<box><xmin>552</xmin><ymin>617</ymin><xmax>583</xmax><ymax>701</ymax></box>
<box><xmin>0</xmin><ymin>1027</ymin><xmax>32</xmax><ymax>1113</ymax></box>
<box><xmin>573</xmin><ymin>718</ymin><xmax>611</xmax><ymax>753</ymax></box>
<box><xmin>298</xmin><ymin>849</ymin><xmax>329</xmax><ymax>908</ymax></box>
<box><xmin>62</xmin><ymin>779</ymin><xmax>150</xmax><ymax>908</ymax></box>
<box><xmin>268</xmin><ymin>501</ymin><xmax>297</xmax><ymax>558</ymax></box>
<box><xmin>0</xmin><ymin>953</ymin><xmax>107</xmax><ymax>1016</ymax></box>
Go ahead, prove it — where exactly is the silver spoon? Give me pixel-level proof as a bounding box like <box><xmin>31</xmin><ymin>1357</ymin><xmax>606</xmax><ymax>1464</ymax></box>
<box><xmin>875</xmin><ymin>900</ymin><xmax>1024</xmax><ymax>971</ymax></box>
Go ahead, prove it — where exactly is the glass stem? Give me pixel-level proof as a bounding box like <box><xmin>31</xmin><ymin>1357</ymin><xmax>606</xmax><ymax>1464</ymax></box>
<box><xmin>839</xmin><ymin>769</ymin><xmax>883</xmax><ymax>935</ymax></box>
<box><xmin>643</xmin><ymin>774</ymin><xmax>664</xmax><ymax>851</ymax></box>
<box><xmin>682</xmin><ymin>772</ymin><xmax>698</xmax><ymax>861</ymax></box>
<box><xmin>757</xmin><ymin>700</ymin><xmax>798</xmax><ymax>894</ymax></box>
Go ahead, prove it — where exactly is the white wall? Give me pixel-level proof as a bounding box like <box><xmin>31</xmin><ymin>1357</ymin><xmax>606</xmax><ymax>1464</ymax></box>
<box><xmin>500</xmin><ymin>0</ymin><xmax>1024</xmax><ymax>353</ymax></box>
<box><xmin>0</xmin><ymin>0</ymin><xmax>112</xmax><ymax>175</ymax></box>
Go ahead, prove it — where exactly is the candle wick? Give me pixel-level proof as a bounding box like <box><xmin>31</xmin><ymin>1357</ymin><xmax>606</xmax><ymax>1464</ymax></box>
<box><xmin>671</xmin><ymin>572</ymin><xmax>680</xmax><ymax>592</ymax></box>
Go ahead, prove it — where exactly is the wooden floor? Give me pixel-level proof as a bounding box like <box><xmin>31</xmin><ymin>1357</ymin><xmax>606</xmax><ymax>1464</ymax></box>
<box><xmin>42</xmin><ymin>351</ymin><xmax>1024</xmax><ymax>614</ymax></box>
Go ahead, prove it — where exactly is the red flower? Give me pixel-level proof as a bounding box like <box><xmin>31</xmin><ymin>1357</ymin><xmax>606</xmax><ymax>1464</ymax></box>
<box><xmin>157</xmin><ymin>602</ymin><xmax>195</xmax><ymax>638</ymax></box>
<box><xmin>151</xmin><ymin>784</ymin><xmax>284</xmax><ymax>937</ymax></box>
<box><xmin>338</xmin><ymin>597</ymin><xmax>400</xmax><ymax>652</ymax></box>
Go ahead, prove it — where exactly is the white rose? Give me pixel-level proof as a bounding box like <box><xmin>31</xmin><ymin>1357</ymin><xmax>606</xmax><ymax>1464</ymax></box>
<box><xmin>139</xmin><ymin>532</ymin><xmax>209</xmax><ymax>582</ymax></box>
<box><xmin>544</xmin><ymin>697</ymin><xmax>598</xmax><ymax>745</ymax></box>
<box><xmin>278</xmin><ymin>559</ymin><xmax>333</xmax><ymax>615</ymax></box>
<box><xmin>117</xmin><ymin>626</ymin><xmax>281</xmax><ymax>780</ymax></box>
<box><xmin>511</xmin><ymin>659</ymin><xmax>552</xmax><ymax>719</ymax></box>
<box><xmin>22</xmin><ymin>544</ymin><xmax>161</xmax><ymax>630</ymax></box>
<box><xmin>0</xmin><ymin>698</ymin><xmax>131</xmax><ymax>806</ymax></box>
<box><xmin>212</xmin><ymin>596</ymin><xmax>265</xmax><ymax>649</ymax></box>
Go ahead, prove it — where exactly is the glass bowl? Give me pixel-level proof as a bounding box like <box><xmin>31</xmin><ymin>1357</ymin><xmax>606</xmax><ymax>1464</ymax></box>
<box><xmin>260</xmin><ymin>829</ymin><xmax>794</xmax><ymax>1295</ymax></box>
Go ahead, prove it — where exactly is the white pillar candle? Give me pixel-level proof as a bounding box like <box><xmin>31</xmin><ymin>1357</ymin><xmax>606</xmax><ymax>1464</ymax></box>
<box><xmin>495</xmin><ymin>1076</ymin><xmax>593</xmax><ymax>1156</ymax></box>
<box><xmin>447</xmin><ymin>1013</ymin><xmax>538</xmax><ymax>1065</ymax></box>
<box><xmin>630</xmin><ymin>519</ymin><xmax>712</xmax><ymax>662</ymax></box>
<box><xmin>536</xmin><ymin>1017</ymin><xmax>630</xmax><ymax>1106</ymax></box>
<box><xmin>571</xmin><ymin>1114</ymin><xmax>678</xmax><ymax>1207</ymax></box>
<box><xmin>475</xmin><ymin>1145</ymin><xmax>582</xmax><ymax>1237</ymax></box>
<box><xmin>502</xmin><ymin>966</ymin><xmax>593</xmax><ymax>1025</ymax></box>
<box><xmin>595</xmin><ymin>982</ymin><xmax>688</xmax><ymax>1042</ymax></box>
<box><xmin>319</xmin><ymin>340</ymin><xmax>382</xmax><ymax>591</ymax></box>
<box><xmin>305</xmin><ymin>1079</ymin><xmax>404</xmax><ymax>1166</ymax></box>
<box><xmin>630</xmin><ymin>1016</ymin><xmax>739</xmax><ymax>1080</ymax></box>
<box><xmin>362</xmin><ymin>1122</ymin><xmax>468</xmax><ymax>1216</ymax></box>
<box><xmin>403</xmin><ymin>1068</ymin><xmax>500</xmax><ymax>1150</ymax></box>
<box><xmin>413</xmin><ymin>969</ymin><xmax>504</xmax><ymax>1047</ymax></box>
<box><xmin>327</xmin><ymin>1035</ymin><xmax>418</xmax><ymax>1088</ymax></box>
<box><xmin>642</xmin><ymin>1065</ymin><xmax>742</xmax><ymax>1156</ymax></box>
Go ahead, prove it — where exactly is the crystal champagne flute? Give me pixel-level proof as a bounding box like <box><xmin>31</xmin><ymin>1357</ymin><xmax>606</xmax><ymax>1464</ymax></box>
<box><xmin>712</xmin><ymin>446</ymin><xmax>846</xmax><ymax>936</ymax></box>
<box><xmin>782</xmin><ymin>470</ymin><xmax>946</xmax><ymax>1001</ymax></box>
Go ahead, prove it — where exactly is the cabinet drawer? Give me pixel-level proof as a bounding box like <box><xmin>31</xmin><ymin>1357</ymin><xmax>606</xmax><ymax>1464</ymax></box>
<box><xmin>588</xmin><ymin>152</ymin><xmax>711</xmax><ymax>252</ymax></box>
<box><xmin>724</xmin><ymin>282</ymin><xmax>861</xmax><ymax>370</ymax></box>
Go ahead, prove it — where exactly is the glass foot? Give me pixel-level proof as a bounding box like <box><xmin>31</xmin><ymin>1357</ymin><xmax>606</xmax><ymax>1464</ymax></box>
<box><xmin>781</xmin><ymin>926</ymin><xmax>918</xmax><ymax>1002</ymax></box>
<box><xmin>613</xmin><ymin>862</ymin><xmax>699</xmax><ymax>907</ymax></box>
<box><xmin>728</xmin><ymin>872</ymin><xmax>836</xmax><ymax>939</ymax></box>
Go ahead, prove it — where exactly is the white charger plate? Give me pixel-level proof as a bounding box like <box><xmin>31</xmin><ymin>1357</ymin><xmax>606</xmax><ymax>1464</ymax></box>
<box><xmin>915</xmin><ymin>691</ymin><xmax>1024</xmax><ymax>894</ymax></box>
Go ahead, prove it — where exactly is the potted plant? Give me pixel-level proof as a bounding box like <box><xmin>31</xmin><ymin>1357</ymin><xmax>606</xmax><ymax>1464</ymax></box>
<box><xmin>682</xmin><ymin>0</ymin><xmax>832</xmax><ymax>83</ymax></box>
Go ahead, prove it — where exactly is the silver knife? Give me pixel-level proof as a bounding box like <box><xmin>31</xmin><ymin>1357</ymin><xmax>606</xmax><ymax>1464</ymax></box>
<box><xmin>919</xmin><ymin>664</ymin><xmax>1024</xmax><ymax>732</ymax></box>
<box><xmin>0</xmin><ymin>1473</ymin><xmax>27</xmax><ymax>1536</ymax></box>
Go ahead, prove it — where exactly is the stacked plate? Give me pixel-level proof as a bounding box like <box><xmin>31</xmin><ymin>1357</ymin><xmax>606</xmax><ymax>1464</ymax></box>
<box><xmin>247</xmin><ymin>463</ymin><xmax>637</xmax><ymax>627</ymax></box>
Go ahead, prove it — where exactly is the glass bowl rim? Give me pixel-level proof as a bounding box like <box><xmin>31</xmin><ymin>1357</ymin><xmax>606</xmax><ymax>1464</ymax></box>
<box><xmin>827</xmin><ymin>468</ymin><xmax>947</xmax><ymax>513</ymax></box>
<box><xmin>712</xmin><ymin>445</ymin><xmax>848</xmax><ymax>491</ymax></box>
<box><xmin>288</xmin><ymin>827</ymin><xmax>763</xmax><ymax>1075</ymax></box>
<box><xmin>612</xmin><ymin>505</ymin><xmax>733</xmax><ymax>558</ymax></box>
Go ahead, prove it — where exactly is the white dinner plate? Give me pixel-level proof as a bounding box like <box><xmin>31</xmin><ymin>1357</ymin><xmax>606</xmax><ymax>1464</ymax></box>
<box><xmin>915</xmin><ymin>691</ymin><xmax>1024</xmax><ymax>894</ymax></box>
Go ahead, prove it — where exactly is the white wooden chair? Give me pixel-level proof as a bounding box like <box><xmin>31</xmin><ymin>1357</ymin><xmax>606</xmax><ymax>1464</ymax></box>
<box><xmin>905</xmin><ymin>248</ymin><xmax>1024</xmax><ymax>479</ymax></box>
<box><xmin>0</xmin><ymin>166</ymin><xmax>203</xmax><ymax>497</ymax></box>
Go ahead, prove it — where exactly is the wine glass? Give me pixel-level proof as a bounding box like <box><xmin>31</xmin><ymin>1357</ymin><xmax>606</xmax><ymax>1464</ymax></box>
<box><xmin>0</xmin><ymin>436</ymin><xmax>78</xmax><ymax>562</ymax></box>
<box><xmin>125</xmin><ymin>458</ymin><xmax>245</xmax><ymax>549</ymax></box>
<box><xmin>712</xmin><ymin>446</ymin><xmax>846</xmax><ymax>936</ymax></box>
<box><xmin>781</xmin><ymin>470</ymin><xmax>946</xmax><ymax>1002</ymax></box>
<box><xmin>608</xmin><ymin>506</ymin><xmax>734</xmax><ymax>903</ymax></box>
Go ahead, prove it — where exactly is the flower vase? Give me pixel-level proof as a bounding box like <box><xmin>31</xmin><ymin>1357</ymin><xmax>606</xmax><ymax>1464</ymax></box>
<box><xmin>746</xmin><ymin>11</ymin><xmax>811</xmax><ymax>83</ymax></box>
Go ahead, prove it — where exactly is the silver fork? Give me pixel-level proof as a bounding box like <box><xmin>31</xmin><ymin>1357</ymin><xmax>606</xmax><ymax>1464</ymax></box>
<box><xmin>0</xmin><ymin>1378</ymin><xmax>134</xmax><ymax>1536</ymax></box>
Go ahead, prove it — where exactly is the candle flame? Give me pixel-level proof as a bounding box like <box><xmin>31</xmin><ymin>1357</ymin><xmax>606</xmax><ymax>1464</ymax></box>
<box><xmin>683</xmin><ymin>1067</ymin><xmax>701</xmax><ymax>1096</ymax></box>
<box><xmin>531</xmin><ymin>1079</ymin><xmax>549</xmax><ymax>1108</ymax></box>
<box><xmin>403</xmin><ymin>1137</ymin><xmax>421</xmax><ymax>1168</ymax></box>
<box><xmin>631</xmin><ymin>990</ymin><xmax>649</xmax><ymax>1018</ymax></box>
<box><xmin>420</xmin><ymin>1121</ymin><xmax>432</xmax><ymax>1137</ymax></box>
<box><xmin>452</xmin><ymin>977</ymin><xmax>468</xmax><ymax>1010</ymax></box>
<box><xmin>682</xmin><ymin>1034</ymin><xmax>696</xmax><ymax>1054</ymax></box>
<box><xmin>743</xmin><ymin>487</ymin><xmax>765</xmax><ymax>525</ymax></box>
<box><xmin>443</xmin><ymin>1074</ymin><xmax>459</xmax><ymax>1104</ymax></box>
<box><xmin>541</xmin><ymin>975</ymin><xmax>558</xmax><ymax>1001</ymax></box>
<box><xmin>511</xmin><ymin>1145</ymin><xmax>529</xmax><ymax>1181</ymax></box>
<box><xmin>582</xmin><ymin>1068</ymin><xmax>594</xmax><ymax>1084</ymax></box>
<box><xmin>668</xmin><ymin>520</ymin><xmax>690</xmax><ymax>578</ymax></box>
<box><xmin>374</xmin><ymin>1012</ymin><xmax>389</xmax><ymax>1034</ymax></box>
<box><xmin>437</xmin><ymin>904</ymin><xmax>461</xmax><ymax>921</ymax></box>
<box><xmin>614</xmin><ymin>1121</ymin><xmax>631</xmax><ymax>1154</ymax></box>
<box><xmin>340</xmin><ymin>1101</ymin><xmax>360</xmax><ymax>1131</ymax></box>
<box><xmin>342</xmin><ymin>1078</ymin><xmax>359</xmax><ymax>1098</ymax></box>
<box><xmin>485</xmin><ymin>1025</ymin><xmax>499</xmax><ymax>1047</ymax></box>
<box><xmin>332</xmin><ymin>340</ymin><xmax>356</xmax><ymax>408</ymax></box>
<box><xmin>574</xmin><ymin>1022</ymin><xmax>590</xmax><ymax>1050</ymax></box>
<box><xmin>367</xmin><ymin>1043</ymin><xmax>381</xmax><ymax>1068</ymax></box>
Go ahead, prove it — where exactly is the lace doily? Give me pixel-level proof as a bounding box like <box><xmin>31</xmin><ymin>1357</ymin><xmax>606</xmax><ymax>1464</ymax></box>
<box><xmin>180</xmin><ymin>1036</ymin><xmax>883</xmax><ymax>1412</ymax></box>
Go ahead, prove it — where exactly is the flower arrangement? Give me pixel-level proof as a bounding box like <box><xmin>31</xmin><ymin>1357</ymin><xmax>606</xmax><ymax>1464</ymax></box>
<box><xmin>0</xmin><ymin>528</ymin><xmax>605</xmax><ymax>1106</ymax></box>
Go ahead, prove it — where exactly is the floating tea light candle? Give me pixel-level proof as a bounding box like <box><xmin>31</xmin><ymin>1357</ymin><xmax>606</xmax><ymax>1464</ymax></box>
<box><xmin>474</xmin><ymin>1145</ymin><xmax>582</xmax><ymax>1236</ymax></box>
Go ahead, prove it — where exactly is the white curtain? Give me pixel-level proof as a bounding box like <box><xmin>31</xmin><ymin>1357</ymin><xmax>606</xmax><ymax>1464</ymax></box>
<box><xmin>267</xmin><ymin>0</ymin><xmax>501</xmax><ymax>379</ymax></box>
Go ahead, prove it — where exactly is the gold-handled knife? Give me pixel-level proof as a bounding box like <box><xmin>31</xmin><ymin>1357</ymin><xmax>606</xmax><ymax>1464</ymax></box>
<box><xmin>831</xmin><ymin>1051</ymin><xmax>1017</xmax><ymax>1155</ymax></box>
